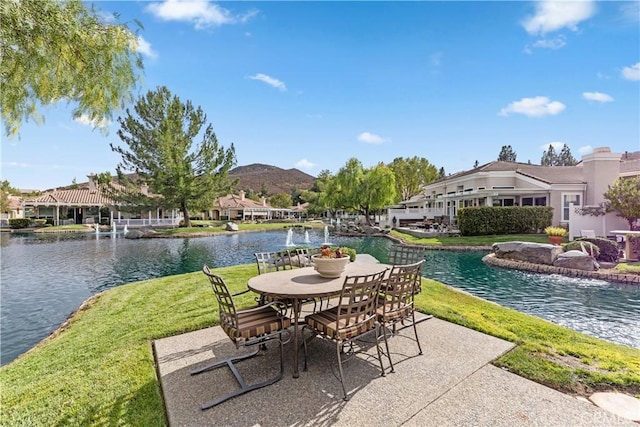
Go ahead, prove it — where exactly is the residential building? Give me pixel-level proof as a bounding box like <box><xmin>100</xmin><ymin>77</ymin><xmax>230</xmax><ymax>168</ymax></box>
<box><xmin>208</xmin><ymin>191</ymin><xmax>293</xmax><ymax>221</ymax></box>
<box><xmin>22</xmin><ymin>175</ymin><xmax>181</xmax><ymax>227</ymax></box>
<box><xmin>387</xmin><ymin>147</ymin><xmax>639</xmax><ymax>234</ymax></box>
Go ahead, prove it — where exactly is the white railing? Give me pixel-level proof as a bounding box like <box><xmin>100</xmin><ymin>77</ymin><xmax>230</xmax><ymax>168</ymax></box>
<box><xmin>112</xmin><ymin>218</ymin><xmax>181</xmax><ymax>227</ymax></box>
<box><xmin>387</xmin><ymin>207</ymin><xmax>445</xmax><ymax>220</ymax></box>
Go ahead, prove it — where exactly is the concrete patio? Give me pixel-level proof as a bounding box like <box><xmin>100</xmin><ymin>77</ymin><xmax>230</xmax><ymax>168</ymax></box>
<box><xmin>153</xmin><ymin>314</ymin><xmax>636</xmax><ymax>426</ymax></box>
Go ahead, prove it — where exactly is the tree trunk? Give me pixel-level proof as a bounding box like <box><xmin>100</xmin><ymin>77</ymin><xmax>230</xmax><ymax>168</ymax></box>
<box><xmin>364</xmin><ymin>209</ymin><xmax>373</xmax><ymax>226</ymax></box>
<box><xmin>182</xmin><ymin>205</ymin><xmax>191</xmax><ymax>228</ymax></box>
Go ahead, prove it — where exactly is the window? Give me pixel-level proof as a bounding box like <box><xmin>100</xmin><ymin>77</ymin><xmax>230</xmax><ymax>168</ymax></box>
<box><xmin>562</xmin><ymin>194</ymin><xmax>581</xmax><ymax>222</ymax></box>
<box><xmin>521</xmin><ymin>197</ymin><xmax>547</xmax><ymax>207</ymax></box>
<box><xmin>492</xmin><ymin>198</ymin><xmax>514</xmax><ymax>207</ymax></box>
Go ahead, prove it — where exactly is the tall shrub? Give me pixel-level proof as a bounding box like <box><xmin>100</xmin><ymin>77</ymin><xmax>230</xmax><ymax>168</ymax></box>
<box><xmin>457</xmin><ymin>206</ymin><xmax>552</xmax><ymax>236</ymax></box>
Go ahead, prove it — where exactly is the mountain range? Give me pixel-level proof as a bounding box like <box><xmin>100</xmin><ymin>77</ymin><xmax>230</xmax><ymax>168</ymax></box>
<box><xmin>229</xmin><ymin>164</ymin><xmax>316</xmax><ymax>196</ymax></box>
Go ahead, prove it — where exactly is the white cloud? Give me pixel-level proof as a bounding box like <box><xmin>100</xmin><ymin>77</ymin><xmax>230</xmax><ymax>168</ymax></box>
<box><xmin>295</xmin><ymin>159</ymin><xmax>315</xmax><ymax>170</ymax></box>
<box><xmin>499</xmin><ymin>96</ymin><xmax>566</xmax><ymax>117</ymax></box>
<box><xmin>75</xmin><ymin>114</ymin><xmax>109</xmax><ymax>128</ymax></box>
<box><xmin>540</xmin><ymin>141</ymin><xmax>565</xmax><ymax>152</ymax></box>
<box><xmin>145</xmin><ymin>0</ymin><xmax>257</xmax><ymax>30</ymax></box>
<box><xmin>622</xmin><ymin>62</ymin><xmax>640</xmax><ymax>81</ymax></box>
<box><xmin>582</xmin><ymin>92</ymin><xmax>614</xmax><ymax>103</ymax></box>
<box><xmin>248</xmin><ymin>73</ymin><xmax>287</xmax><ymax>91</ymax></box>
<box><xmin>526</xmin><ymin>35</ymin><xmax>567</xmax><ymax>53</ymax></box>
<box><xmin>357</xmin><ymin>132</ymin><xmax>387</xmax><ymax>144</ymax></box>
<box><xmin>1</xmin><ymin>161</ymin><xmax>30</xmax><ymax>168</ymax></box>
<box><xmin>522</xmin><ymin>0</ymin><xmax>595</xmax><ymax>35</ymax></box>
<box><xmin>578</xmin><ymin>145</ymin><xmax>593</xmax><ymax>156</ymax></box>
<box><xmin>134</xmin><ymin>36</ymin><xmax>157</xmax><ymax>58</ymax></box>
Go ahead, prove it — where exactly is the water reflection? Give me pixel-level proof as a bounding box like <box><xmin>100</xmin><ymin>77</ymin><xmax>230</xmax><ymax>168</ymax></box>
<box><xmin>424</xmin><ymin>251</ymin><xmax>640</xmax><ymax>349</ymax></box>
<box><xmin>1</xmin><ymin>231</ymin><xmax>638</xmax><ymax>367</ymax></box>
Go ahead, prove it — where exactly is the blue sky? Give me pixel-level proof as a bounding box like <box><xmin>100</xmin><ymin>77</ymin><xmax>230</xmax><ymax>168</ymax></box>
<box><xmin>2</xmin><ymin>0</ymin><xmax>639</xmax><ymax>191</ymax></box>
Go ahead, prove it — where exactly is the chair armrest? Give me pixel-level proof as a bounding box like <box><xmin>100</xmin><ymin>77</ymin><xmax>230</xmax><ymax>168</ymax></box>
<box><xmin>241</xmin><ymin>300</ymin><xmax>289</xmax><ymax>316</ymax></box>
<box><xmin>232</xmin><ymin>288</ymin><xmax>251</xmax><ymax>297</ymax></box>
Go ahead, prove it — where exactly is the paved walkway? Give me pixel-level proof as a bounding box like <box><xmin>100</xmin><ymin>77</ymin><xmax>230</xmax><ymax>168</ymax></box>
<box><xmin>154</xmin><ymin>314</ymin><xmax>636</xmax><ymax>426</ymax></box>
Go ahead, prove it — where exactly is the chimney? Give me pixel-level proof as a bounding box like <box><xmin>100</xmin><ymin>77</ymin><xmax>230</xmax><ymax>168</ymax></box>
<box><xmin>240</xmin><ymin>190</ymin><xmax>245</xmax><ymax>201</ymax></box>
<box><xmin>581</xmin><ymin>147</ymin><xmax>621</xmax><ymax>205</ymax></box>
<box><xmin>140</xmin><ymin>184</ymin><xmax>149</xmax><ymax>195</ymax></box>
<box><xmin>261</xmin><ymin>196</ymin><xmax>266</xmax><ymax>207</ymax></box>
<box><xmin>87</xmin><ymin>174</ymin><xmax>97</xmax><ymax>192</ymax></box>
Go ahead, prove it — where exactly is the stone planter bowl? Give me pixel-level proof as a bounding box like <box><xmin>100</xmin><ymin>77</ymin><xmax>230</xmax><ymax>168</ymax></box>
<box><xmin>311</xmin><ymin>254</ymin><xmax>350</xmax><ymax>278</ymax></box>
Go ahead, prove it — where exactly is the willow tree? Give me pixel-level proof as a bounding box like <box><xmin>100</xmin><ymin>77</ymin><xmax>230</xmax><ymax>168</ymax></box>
<box><xmin>107</xmin><ymin>86</ymin><xmax>236</xmax><ymax>228</ymax></box>
<box><xmin>388</xmin><ymin>156</ymin><xmax>438</xmax><ymax>202</ymax></box>
<box><xmin>359</xmin><ymin>163</ymin><xmax>396</xmax><ymax>225</ymax></box>
<box><xmin>332</xmin><ymin>159</ymin><xmax>395</xmax><ymax>225</ymax></box>
<box><xmin>333</xmin><ymin>158</ymin><xmax>365</xmax><ymax>214</ymax></box>
<box><xmin>1</xmin><ymin>0</ymin><xmax>143</xmax><ymax>136</ymax></box>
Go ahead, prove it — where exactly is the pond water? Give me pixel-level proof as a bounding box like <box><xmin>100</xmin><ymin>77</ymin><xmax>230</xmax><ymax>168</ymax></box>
<box><xmin>1</xmin><ymin>229</ymin><xmax>638</xmax><ymax>366</ymax></box>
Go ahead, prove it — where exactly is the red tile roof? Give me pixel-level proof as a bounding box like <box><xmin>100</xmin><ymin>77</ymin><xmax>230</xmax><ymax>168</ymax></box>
<box><xmin>214</xmin><ymin>194</ymin><xmax>272</xmax><ymax>209</ymax></box>
<box><xmin>24</xmin><ymin>188</ymin><xmax>114</xmax><ymax>206</ymax></box>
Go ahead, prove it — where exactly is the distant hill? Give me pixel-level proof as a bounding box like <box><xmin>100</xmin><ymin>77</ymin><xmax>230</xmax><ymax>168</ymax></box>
<box><xmin>229</xmin><ymin>164</ymin><xmax>316</xmax><ymax>195</ymax></box>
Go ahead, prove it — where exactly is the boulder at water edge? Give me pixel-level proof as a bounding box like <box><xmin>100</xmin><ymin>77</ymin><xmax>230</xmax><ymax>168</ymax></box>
<box><xmin>492</xmin><ymin>241</ymin><xmax>563</xmax><ymax>265</ymax></box>
<box><xmin>553</xmin><ymin>250</ymin><xmax>599</xmax><ymax>271</ymax></box>
<box><xmin>225</xmin><ymin>222</ymin><xmax>239</xmax><ymax>231</ymax></box>
<box><xmin>124</xmin><ymin>229</ymin><xmax>145</xmax><ymax>239</ymax></box>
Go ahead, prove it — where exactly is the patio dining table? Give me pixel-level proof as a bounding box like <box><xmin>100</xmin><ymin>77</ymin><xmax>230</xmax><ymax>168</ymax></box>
<box><xmin>247</xmin><ymin>260</ymin><xmax>390</xmax><ymax>378</ymax></box>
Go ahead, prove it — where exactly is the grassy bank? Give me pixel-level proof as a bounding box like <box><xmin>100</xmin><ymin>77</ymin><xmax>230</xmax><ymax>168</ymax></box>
<box><xmin>389</xmin><ymin>229</ymin><xmax>551</xmax><ymax>246</ymax></box>
<box><xmin>148</xmin><ymin>221</ymin><xmax>326</xmax><ymax>235</ymax></box>
<box><xmin>1</xmin><ymin>262</ymin><xmax>638</xmax><ymax>426</ymax></box>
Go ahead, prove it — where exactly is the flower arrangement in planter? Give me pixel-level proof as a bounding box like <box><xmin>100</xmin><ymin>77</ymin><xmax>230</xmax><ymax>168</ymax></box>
<box><xmin>311</xmin><ymin>245</ymin><xmax>352</xmax><ymax>278</ymax></box>
<box><xmin>544</xmin><ymin>226</ymin><xmax>567</xmax><ymax>245</ymax></box>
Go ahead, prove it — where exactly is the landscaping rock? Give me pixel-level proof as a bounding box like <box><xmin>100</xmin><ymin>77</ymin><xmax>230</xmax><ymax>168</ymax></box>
<box><xmin>492</xmin><ymin>241</ymin><xmax>563</xmax><ymax>265</ymax></box>
<box><xmin>553</xmin><ymin>250</ymin><xmax>599</xmax><ymax>271</ymax></box>
<box><xmin>124</xmin><ymin>229</ymin><xmax>145</xmax><ymax>239</ymax></box>
<box><xmin>362</xmin><ymin>225</ymin><xmax>384</xmax><ymax>235</ymax></box>
<box><xmin>225</xmin><ymin>222</ymin><xmax>239</xmax><ymax>231</ymax></box>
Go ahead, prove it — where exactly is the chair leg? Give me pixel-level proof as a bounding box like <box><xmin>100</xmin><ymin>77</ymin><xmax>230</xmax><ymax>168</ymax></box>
<box><xmin>190</xmin><ymin>347</ymin><xmax>260</xmax><ymax>375</ymax></box>
<box><xmin>374</xmin><ymin>323</ymin><xmax>386</xmax><ymax>377</ymax></box>
<box><xmin>336</xmin><ymin>340</ymin><xmax>348</xmax><ymax>401</ymax></box>
<box><xmin>192</xmin><ymin>336</ymin><xmax>285</xmax><ymax>411</ymax></box>
<box><xmin>302</xmin><ymin>326</ymin><xmax>310</xmax><ymax>372</ymax></box>
<box><xmin>412</xmin><ymin>312</ymin><xmax>423</xmax><ymax>355</ymax></box>
<box><xmin>381</xmin><ymin>323</ymin><xmax>394</xmax><ymax>373</ymax></box>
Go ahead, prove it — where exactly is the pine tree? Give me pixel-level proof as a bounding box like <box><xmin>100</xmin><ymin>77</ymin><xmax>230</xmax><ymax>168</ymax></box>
<box><xmin>557</xmin><ymin>144</ymin><xmax>577</xmax><ymax>166</ymax></box>
<box><xmin>541</xmin><ymin>144</ymin><xmax>557</xmax><ymax>166</ymax></box>
<box><xmin>106</xmin><ymin>86</ymin><xmax>236</xmax><ymax>228</ymax></box>
<box><xmin>497</xmin><ymin>145</ymin><xmax>517</xmax><ymax>162</ymax></box>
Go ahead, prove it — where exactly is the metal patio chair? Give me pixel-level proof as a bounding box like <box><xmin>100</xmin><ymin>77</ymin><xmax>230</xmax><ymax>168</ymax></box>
<box><xmin>387</xmin><ymin>244</ymin><xmax>425</xmax><ymax>293</ymax></box>
<box><xmin>191</xmin><ymin>266</ymin><xmax>291</xmax><ymax>410</ymax></box>
<box><xmin>301</xmin><ymin>269</ymin><xmax>387</xmax><ymax>400</ymax></box>
<box><xmin>377</xmin><ymin>260</ymin><xmax>424</xmax><ymax>373</ymax></box>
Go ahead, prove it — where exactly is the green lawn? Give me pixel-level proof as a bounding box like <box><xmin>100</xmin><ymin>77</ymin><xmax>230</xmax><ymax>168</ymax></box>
<box><xmin>153</xmin><ymin>221</ymin><xmax>326</xmax><ymax>235</ymax></box>
<box><xmin>615</xmin><ymin>262</ymin><xmax>640</xmax><ymax>274</ymax></box>
<box><xmin>390</xmin><ymin>229</ymin><xmax>551</xmax><ymax>246</ymax></box>
<box><xmin>33</xmin><ymin>224</ymin><xmax>91</xmax><ymax>233</ymax></box>
<box><xmin>1</xmin><ymin>261</ymin><xmax>638</xmax><ymax>426</ymax></box>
